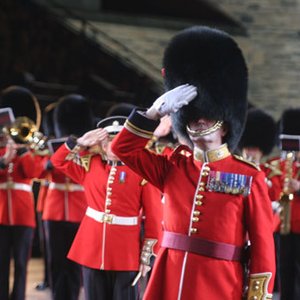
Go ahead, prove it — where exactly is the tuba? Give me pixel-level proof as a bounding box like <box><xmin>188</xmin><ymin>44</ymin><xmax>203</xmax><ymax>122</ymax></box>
<box><xmin>279</xmin><ymin>151</ymin><xmax>295</xmax><ymax>235</ymax></box>
<box><xmin>2</xmin><ymin>116</ymin><xmax>47</xmax><ymax>150</ymax></box>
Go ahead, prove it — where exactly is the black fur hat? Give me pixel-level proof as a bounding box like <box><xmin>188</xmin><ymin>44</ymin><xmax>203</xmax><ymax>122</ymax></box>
<box><xmin>279</xmin><ymin>108</ymin><xmax>300</xmax><ymax>135</ymax></box>
<box><xmin>53</xmin><ymin>94</ymin><xmax>94</xmax><ymax>138</ymax></box>
<box><xmin>42</xmin><ymin>102</ymin><xmax>58</xmax><ymax>138</ymax></box>
<box><xmin>239</xmin><ymin>108</ymin><xmax>277</xmax><ymax>156</ymax></box>
<box><xmin>164</xmin><ymin>26</ymin><xmax>248</xmax><ymax>150</ymax></box>
<box><xmin>106</xmin><ymin>102</ymin><xmax>137</xmax><ymax>117</ymax></box>
<box><xmin>0</xmin><ymin>85</ymin><xmax>41</xmax><ymax>129</ymax></box>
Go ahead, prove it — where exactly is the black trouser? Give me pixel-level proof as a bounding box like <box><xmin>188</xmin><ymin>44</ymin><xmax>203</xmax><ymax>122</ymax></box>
<box><xmin>37</xmin><ymin>212</ymin><xmax>49</xmax><ymax>284</ymax></box>
<box><xmin>0</xmin><ymin>225</ymin><xmax>34</xmax><ymax>300</ymax></box>
<box><xmin>82</xmin><ymin>266</ymin><xmax>138</xmax><ymax>300</ymax></box>
<box><xmin>44</xmin><ymin>220</ymin><xmax>82</xmax><ymax>300</ymax></box>
<box><xmin>280</xmin><ymin>233</ymin><xmax>300</xmax><ymax>300</ymax></box>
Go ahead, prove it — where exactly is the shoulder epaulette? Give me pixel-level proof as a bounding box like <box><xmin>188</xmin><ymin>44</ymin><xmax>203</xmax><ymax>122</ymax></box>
<box><xmin>170</xmin><ymin>145</ymin><xmax>192</xmax><ymax>158</ymax></box>
<box><xmin>140</xmin><ymin>178</ymin><xmax>148</xmax><ymax>186</ymax></box>
<box><xmin>263</xmin><ymin>160</ymin><xmax>282</xmax><ymax>178</ymax></box>
<box><xmin>233</xmin><ymin>155</ymin><xmax>261</xmax><ymax>171</ymax></box>
<box><xmin>80</xmin><ymin>154</ymin><xmax>93</xmax><ymax>172</ymax></box>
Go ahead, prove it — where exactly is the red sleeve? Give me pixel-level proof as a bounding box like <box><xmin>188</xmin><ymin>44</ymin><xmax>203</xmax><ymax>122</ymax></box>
<box><xmin>245</xmin><ymin>170</ymin><xmax>276</xmax><ymax>293</ymax></box>
<box><xmin>50</xmin><ymin>143</ymin><xmax>86</xmax><ymax>184</ymax></box>
<box><xmin>141</xmin><ymin>181</ymin><xmax>163</xmax><ymax>254</ymax></box>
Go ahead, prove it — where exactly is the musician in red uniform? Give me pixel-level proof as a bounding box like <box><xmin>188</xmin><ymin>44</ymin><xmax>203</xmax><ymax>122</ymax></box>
<box><xmin>277</xmin><ymin>108</ymin><xmax>300</xmax><ymax>300</ymax></box>
<box><xmin>0</xmin><ymin>109</ymin><xmax>39</xmax><ymax>300</ymax></box>
<box><xmin>0</xmin><ymin>87</ymin><xmax>43</xmax><ymax>300</ymax></box>
<box><xmin>51</xmin><ymin>116</ymin><xmax>162</xmax><ymax>300</ymax></box>
<box><xmin>111</xmin><ymin>26</ymin><xmax>276</xmax><ymax>300</ymax></box>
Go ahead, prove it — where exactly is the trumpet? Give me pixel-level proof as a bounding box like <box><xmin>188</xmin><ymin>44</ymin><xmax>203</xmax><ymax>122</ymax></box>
<box><xmin>2</xmin><ymin>116</ymin><xmax>47</xmax><ymax>150</ymax></box>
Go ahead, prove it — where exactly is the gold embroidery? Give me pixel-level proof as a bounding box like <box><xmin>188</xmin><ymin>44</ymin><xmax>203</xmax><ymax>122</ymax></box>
<box><xmin>247</xmin><ymin>273</ymin><xmax>273</xmax><ymax>300</ymax></box>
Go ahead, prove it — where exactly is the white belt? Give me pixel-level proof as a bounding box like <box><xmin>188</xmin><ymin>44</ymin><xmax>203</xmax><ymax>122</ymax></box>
<box><xmin>0</xmin><ymin>182</ymin><xmax>32</xmax><ymax>192</ymax></box>
<box><xmin>49</xmin><ymin>182</ymin><xmax>84</xmax><ymax>192</ymax></box>
<box><xmin>86</xmin><ymin>206</ymin><xmax>138</xmax><ymax>226</ymax></box>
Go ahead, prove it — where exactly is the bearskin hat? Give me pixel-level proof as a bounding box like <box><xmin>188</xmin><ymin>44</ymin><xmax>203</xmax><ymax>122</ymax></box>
<box><xmin>163</xmin><ymin>26</ymin><xmax>248</xmax><ymax>150</ymax></box>
<box><xmin>0</xmin><ymin>85</ymin><xmax>41</xmax><ymax>129</ymax></box>
<box><xmin>106</xmin><ymin>102</ymin><xmax>136</xmax><ymax>118</ymax></box>
<box><xmin>53</xmin><ymin>94</ymin><xmax>94</xmax><ymax>138</ymax></box>
<box><xmin>279</xmin><ymin>108</ymin><xmax>300</xmax><ymax>135</ymax></box>
<box><xmin>42</xmin><ymin>102</ymin><xmax>58</xmax><ymax>138</ymax></box>
<box><xmin>238</xmin><ymin>108</ymin><xmax>277</xmax><ymax>156</ymax></box>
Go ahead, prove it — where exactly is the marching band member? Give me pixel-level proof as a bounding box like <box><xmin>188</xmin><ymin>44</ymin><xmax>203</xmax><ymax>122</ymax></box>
<box><xmin>111</xmin><ymin>26</ymin><xmax>276</xmax><ymax>300</ymax></box>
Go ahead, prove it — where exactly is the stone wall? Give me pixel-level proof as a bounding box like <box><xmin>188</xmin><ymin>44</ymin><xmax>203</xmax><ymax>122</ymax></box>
<box><xmin>213</xmin><ymin>0</ymin><xmax>300</xmax><ymax>120</ymax></box>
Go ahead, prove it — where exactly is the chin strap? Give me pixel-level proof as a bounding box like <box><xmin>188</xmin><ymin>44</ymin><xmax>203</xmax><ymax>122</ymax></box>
<box><xmin>186</xmin><ymin>120</ymin><xmax>223</xmax><ymax>138</ymax></box>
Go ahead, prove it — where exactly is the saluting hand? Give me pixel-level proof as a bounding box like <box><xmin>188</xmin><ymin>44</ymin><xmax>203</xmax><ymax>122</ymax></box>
<box><xmin>146</xmin><ymin>84</ymin><xmax>197</xmax><ymax>120</ymax></box>
<box><xmin>77</xmin><ymin>128</ymin><xmax>109</xmax><ymax>148</ymax></box>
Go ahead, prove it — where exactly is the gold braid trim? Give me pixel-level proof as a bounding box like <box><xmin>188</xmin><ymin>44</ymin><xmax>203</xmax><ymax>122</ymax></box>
<box><xmin>125</xmin><ymin>120</ymin><xmax>154</xmax><ymax>139</ymax></box>
<box><xmin>247</xmin><ymin>272</ymin><xmax>273</xmax><ymax>300</ymax></box>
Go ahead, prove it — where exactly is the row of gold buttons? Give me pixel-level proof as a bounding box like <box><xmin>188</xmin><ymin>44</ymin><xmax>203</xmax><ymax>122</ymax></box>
<box><xmin>190</xmin><ymin>165</ymin><xmax>210</xmax><ymax>235</ymax></box>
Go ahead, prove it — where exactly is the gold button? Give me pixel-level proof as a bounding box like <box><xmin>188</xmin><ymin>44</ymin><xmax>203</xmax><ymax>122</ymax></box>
<box><xmin>203</xmin><ymin>166</ymin><xmax>210</xmax><ymax>171</ymax></box>
<box><xmin>193</xmin><ymin>210</ymin><xmax>200</xmax><ymax>216</ymax></box>
<box><xmin>196</xmin><ymin>194</ymin><xmax>203</xmax><ymax>200</ymax></box>
<box><xmin>199</xmin><ymin>182</ymin><xmax>205</xmax><ymax>187</ymax></box>
<box><xmin>105</xmin><ymin>209</ymin><xmax>111</xmax><ymax>213</ymax></box>
<box><xmin>195</xmin><ymin>200</ymin><xmax>203</xmax><ymax>206</ymax></box>
<box><xmin>198</xmin><ymin>187</ymin><xmax>205</xmax><ymax>192</ymax></box>
<box><xmin>192</xmin><ymin>217</ymin><xmax>199</xmax><ymax>222</ymax></box>
<box><xmin>202</xmin><ymin>171</ymin><xmax>209</xmax><ymax>177</ymax></box>
<box><xmin>190</xmin><ymin>228</ymin><xmax>197</xmax><ymax>234</ymax></box>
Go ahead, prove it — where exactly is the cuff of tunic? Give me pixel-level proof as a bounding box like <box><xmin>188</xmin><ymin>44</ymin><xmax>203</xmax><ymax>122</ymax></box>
<box><xmin>124</xmin><ymin>108</ymin><xmax>160</xmax><ymax>139</ymax></box>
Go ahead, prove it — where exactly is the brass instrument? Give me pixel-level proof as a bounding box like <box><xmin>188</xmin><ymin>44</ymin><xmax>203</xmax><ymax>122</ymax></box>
<box><xmin>2</xmin><ymin>116</ymin><xmax>47</xmax><ymax>150</ymax></box>
<box><xmin>279</xmin><ymin>151</ymin><xmax>295</xmax><ymax>235</ymax></box>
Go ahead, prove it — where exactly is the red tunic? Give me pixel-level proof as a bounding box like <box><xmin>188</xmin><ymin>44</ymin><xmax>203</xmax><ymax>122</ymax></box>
<box><xmin>42</xmin><ymin>168</ymin><xmax>87</xmax><ymax>223</ymax></box>
<box><xmin>111</xmin><ymin>114</ymin><xmax>276</xmax><ymax>300</ymax></box>
<box><xmin>51</xmin><ymin>146</ymin><xmax>162</xmax><ymax>270</ymax></box>
<box><xmin>0</xmin><ymin>148</ymin><xmax>37</xmax><ymax>227</ymax></box>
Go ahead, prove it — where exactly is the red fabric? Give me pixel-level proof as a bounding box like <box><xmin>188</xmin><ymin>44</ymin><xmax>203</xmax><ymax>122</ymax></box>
<box><xmin>111</xmin><ymin>128</ymin><xmax>276</xmax><ymax>299</ymax></box>
<box><xmin>51</xmin><ymin>145</ymin><xmax>163</xmax><ymax>270</ymax></box>
<box><xmin>42</xmin><ymin>168</ymin><xmax>87</xmax><ymax>223</ymax></box>
<box><xmin>0</xmin><ymin>148</ymin><xmax>38</xmax><ymax>227</ymax></box>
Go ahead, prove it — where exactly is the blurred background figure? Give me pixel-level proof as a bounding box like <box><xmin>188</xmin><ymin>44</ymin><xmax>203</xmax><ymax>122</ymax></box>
<box><xmin>33</xmin><ymin>101</ymin><xmax>58</xmax><ymax>291</ymax></box>
<box><xmin>238</xmin><ymin>107</ymin><xmax>281</xmax><ymax>298</ymax></box>
<box><xmin>0</xmin><ymin>85</ymin><xmax>42</xmax><ymax>300</ymax></box>
<box><xmin>277</xmin><ymin>108</ymin><xmax>300</xmax><ymax>300</ymax></box>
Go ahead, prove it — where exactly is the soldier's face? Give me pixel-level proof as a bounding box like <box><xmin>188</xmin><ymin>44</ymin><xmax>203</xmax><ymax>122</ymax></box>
<box><xmin>188</xmin><ymin>118</ymin><xmax>227</xmax><ymax>150</ymax></box>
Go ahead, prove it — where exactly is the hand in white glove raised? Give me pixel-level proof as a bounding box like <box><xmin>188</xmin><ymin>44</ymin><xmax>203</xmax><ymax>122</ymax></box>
<box><xmin>146</xmin><ymin>84</ymin><xmax>197</xmax><ymax>120</ymax></box>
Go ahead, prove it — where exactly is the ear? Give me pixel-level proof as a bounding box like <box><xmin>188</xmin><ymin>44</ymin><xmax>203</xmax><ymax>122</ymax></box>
<box><xmin>161</xmin><ymin>68</ymin><xmax>166</xmax><ymax>78</ymax></box>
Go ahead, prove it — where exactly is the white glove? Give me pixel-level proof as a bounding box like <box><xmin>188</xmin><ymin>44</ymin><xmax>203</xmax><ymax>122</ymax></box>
<box><xmin>147</xmin><ymin>84</ymin><xmax>197</xmax><ymax>119</ymax></box>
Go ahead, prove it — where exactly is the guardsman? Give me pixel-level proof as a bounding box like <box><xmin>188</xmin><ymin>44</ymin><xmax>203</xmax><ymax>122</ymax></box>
<box><xmin>238</xmin><ymin>107</ymin><xmax>281</xmax><ymax>296</ymax></box>
<box><xmin>0</xmin><ymin>85</ymin><xmax>43</xmax><ymax>300</ymax></box>
<box><xmin>111</xmin><ymin>26</ymin><xmax>276</xmax><ymax>300</ymax></box>
<box><xmin>33</xmin><ymin>102</ymin><xmax>58</xmax><ymax>291</ymax></box>
<box><xmin>277</xmin><ymin>108</ymin><xmax>300</xmax><ymax>300</ymax></box>
<box><xmin>50</xmin><ymin>116</ymin><xmax>162</xmax><ymax>300</ymax></box>
<box><xmin>40</xmin><ymin>94</ymin><xmax>93</xmax><ymax>300</ymax></box>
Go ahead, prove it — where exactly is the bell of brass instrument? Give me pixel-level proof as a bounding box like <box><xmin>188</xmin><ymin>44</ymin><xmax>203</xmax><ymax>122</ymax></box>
<box><xmin>2</xmin><ymin>116</ymin><xmax>47</xmax><ymax>150</ymax></box>
<box><xmin>279</xmin><ymin>151</ymin><xmax>295</xmax><ymax>235</ymax></box>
